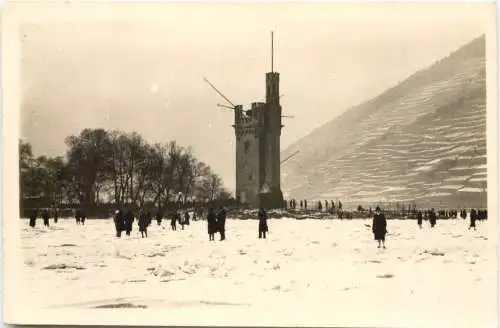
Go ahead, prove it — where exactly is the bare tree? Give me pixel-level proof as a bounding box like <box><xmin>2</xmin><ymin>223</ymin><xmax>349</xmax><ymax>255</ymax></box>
<box><xmin>20</xmin><ymin>128</ymin><xmax>228</xmax><ymax>215</ymax></box>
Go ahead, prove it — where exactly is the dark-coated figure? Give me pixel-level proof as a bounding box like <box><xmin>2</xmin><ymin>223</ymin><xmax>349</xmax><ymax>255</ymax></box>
<box><xmin>75</xmin><ymin>210</ymin><xmax>81</xmax><ymax>225</ymax></box>
<box><xmin>417</xmin><ymin>211</ymin><xmax>423</xmax><ymax>228</ymax></box>
<box><xmin>146</xmin><ymin>211</ymin><xmax>152</xmax><ymax>227</ymax></box>
<box><xmin>207</xmin><ymin>207</ymin><xmax>217</xmax><ymax>241</ymax></box>
<box><xmin>178</xmin><ymin>211</ymin><xmax>185</xmax><ymax>230</ymax></box>
<box><xmin>469</xmin><ymin>209</ymin><xmax>477</xmax><ymax>230</ymax></box>
<box><xmin>372</xmin><ymin>206</ymin><xmax>387</xmax><ymax>249</ymax></box>
<box><xmin>78</xmin><ymin>209</ymin><xmax>87</xmax><ymax>225</ymax></box>
<box><xmin>42</xmin><ymin>209</ymin><xmax>50</xmax><ymax>227</ymax></box>
<box><xmin>29</xmin><ymin>209</ymin><xmax>38</xmax><ymax>228</ymax></box>
<box><xmin>156</xmin><ymin>210</ymin><xmax>163</xmax><ymax>226</ymax></box>
<box><xmin>429</xmin><ymin>209</ymin><xmax>437</xmax><ymax>228</ymax></box>
<box><xmin>170</xmin><ymin>211</ymin><xmax>177</xmax><ymax>231</ymax></box>
<box><xmin>258</xmin><ymin>208</ymin><xmax>269</xmax><ymax>239</ymax></box>
<box><xmin>125</xmin><ymin>210</ymin><xmax>134</xmax><ymax>236</ymax></box>
<box><xmin>184</xmin><ymin>211</ymin><xmax>190</xmax><ymax>226</ymax></box>
<box><xmin>217</xmin><ymin>206</ymin><xmax>227</xmax><ymax>241</ymax></box>
<box><xmin>138</xmin><ymin>211</ymin><xmax>149</xmax><ymax>238</ymax></box>
<box><xmin>114</xmin><ymin>209</ymin><xmax>124</xmax><ymax>238</ymax></box>
<box><xmin>53</xmin><ymin>208</ymin><xmax>59</xmax><ymax>224</ymax></box>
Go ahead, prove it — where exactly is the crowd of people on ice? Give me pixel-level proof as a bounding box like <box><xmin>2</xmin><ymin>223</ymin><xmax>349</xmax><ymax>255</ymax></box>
<box><xmin>371</xmin><ymin>207</ymin><xmax>488</xmax><ymax>248</ymax></box>
<box><xmin>25</xmin><ymin>204</ymin><xmax>486</xmax><ymax>246</ymax></box>
<box><xmin>286</xmin><ymin>198</ymin><xmax>344</xmax><ymax>214</ymax></box>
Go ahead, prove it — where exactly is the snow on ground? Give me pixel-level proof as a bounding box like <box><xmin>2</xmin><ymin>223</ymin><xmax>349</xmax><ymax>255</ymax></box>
<box><xmin>20</xmin><ymin>217</ymin><xmax>496</xmax><ymax>327</ymax></box>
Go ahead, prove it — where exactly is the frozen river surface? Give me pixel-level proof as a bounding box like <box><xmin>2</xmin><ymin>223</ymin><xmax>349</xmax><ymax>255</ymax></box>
<box><xmin>19</xmin><ymin>217</ymin><xmax>497</xmax><ymax>327</ymax></box>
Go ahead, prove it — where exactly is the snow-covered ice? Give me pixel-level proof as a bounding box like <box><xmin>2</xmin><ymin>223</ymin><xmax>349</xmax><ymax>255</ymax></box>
<box><xmin>19</xmin><ymin>217</ymin><xmax>496</xmax><ymax>327</ymax></box>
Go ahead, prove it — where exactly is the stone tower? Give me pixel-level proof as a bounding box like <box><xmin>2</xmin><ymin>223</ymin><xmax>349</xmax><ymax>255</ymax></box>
<box><xmin>234</xmin><ymin>32</ymin><xmax>284</xmax><ymax>209</ymax></box>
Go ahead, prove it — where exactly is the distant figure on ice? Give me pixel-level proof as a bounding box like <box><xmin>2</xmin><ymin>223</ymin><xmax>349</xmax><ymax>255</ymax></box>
<box><xmin>477</xmin><ymin>209</ymin><xmax>484</xmax><ymax>221</ymax></box>
<box><xmin>304</xmin><ymin>200</ymin><xmax>308</xmax><ymax>210</ymax></box>
<box><xmin>138</xmin><ymin>211</ymin><xmax>149</xmax><ymax>238</ymax></box>
<box><xmin>469</xmin><ymin>209</ymin><xmax>477</xmax><ymax>231</ymax></box>
<box><xmin>318</xmin><ymin>201</ymin><xmax>323</xmax><ymax>212</ymax></box>
<box><xmin>429</xmin><ymin>209</ymin><xmax>437</xmax><ymax>228</ymax></box>
<box><xmin>207</xmin><ymin>207</ymin><xmax>217</xmax><ymax>241</ymax></box>
<box><xmin>178</xmin><ymin>211</ymin><xmax>185</xmax><ymax>230</ymax></box>
<box><xmin>146</xmin><ymin>211</ymin><xmax>152</xmax><ymax>227</ymax></box>
<box><xmin>75</xmin><ymin>209</ymin><xmax>86</xmax><ymax>225</ymax></box>
<box><xmin>480</xmin><ymin>209</ymin><xmax>488</xmax><ymax>221</ymax></box>
<box><xmin>125</xmin><ymin>209</ymin><xmax>134</xmax><ymax>236</ymax></box>
<box><xmin>460</xmin><ymin>209</ymin><xmax>467</xmax><ymax>220</ymax></box>
<box><xmin>417</xmin><ymin>211</ymin><xmax>423</xmax><ymax>229</ymax></box>
<box><xmin>156</xmin><ymin>210</ymin><xmax>163</xmax><ymax>226</ymax></box>
<box><xmin>42</xmin><ymin>209</ymin><xmax>50</xmax><ymax>227</ymax></box>
<box><xmin>300</xmin><ymin>200</ymin><xmax>303</xmax><ymax>209</ymax></box>
<box><xmin>76</xmin><ymin>209</ymin><xmax>87</xmax><ymax>225</ymax></box>
<box><xmin>258</xmin><ymin>208</ymin><xmax>269</xmax><ymax>239</ymax></box>
<box><xmin>325</xmin><ymin>200</ymin><xmax>329</xmax><ymax>211</ymax></box>
<box><xmin>75</xmin><ymin>210</ymin><xmax>81</xmax><ymax>225</ymax></box>
<box><xmin>170</xmin><ymin>211</ymin><xmax>177</xmax><ymax>231</ymax></box>
<box><xmin>184</xmin><ymin>211</ymin><xmax>190</xmax><ymax>226</ymax></box>
<box><xmin>29</xmin><ymin>209</ymin><xmax>38</xmax><ymax>228</ymax></box>
<box><xmin>372</xmin><ymin>206</ymin><xmax>387</xmax><ymax>249</ymax></box>
<box><xmin>217</xmin><ymin>206</ymin><xmax>227</xmax><ymax>241</ymax></box>
<box><xmin>53</xmin><ymin>208</ymin><xmax>59</xmax><ymax>224</ymax></box>
<box><xmin>114</xmin><ymin>209</ymin><xmax>124</xmax><ymax>238</ymax></box>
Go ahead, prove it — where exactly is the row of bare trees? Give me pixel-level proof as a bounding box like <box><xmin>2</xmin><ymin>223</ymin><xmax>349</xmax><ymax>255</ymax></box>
<box><xmin>20</xmin><ymin>128</ymin><xmax>229</xmax><ymax>213</ymax></box>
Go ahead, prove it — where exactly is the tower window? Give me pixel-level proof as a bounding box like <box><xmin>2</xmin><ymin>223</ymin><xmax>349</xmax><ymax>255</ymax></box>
<box><xmin>244</xmin><ymin>141</ymin><xmax>250</xmax><ymax>153</ymax></box>
<box><xmin>249</xmin><ymin>174</ymin><xmax>253</xmax><ymax>181</ymax></box>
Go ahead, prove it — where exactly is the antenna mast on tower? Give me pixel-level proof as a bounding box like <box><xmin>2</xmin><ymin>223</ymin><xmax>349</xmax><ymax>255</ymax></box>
<box><xmin>271</xmin><ymin>31</ymin><xmax>274</xmax><ymax>73</ymax></box>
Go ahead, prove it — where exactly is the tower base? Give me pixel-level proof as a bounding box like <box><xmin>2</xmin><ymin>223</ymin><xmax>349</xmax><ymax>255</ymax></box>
<box><xmin>259</xmin><ymin>188</ymin><xmax>284</xmax><ymax>210</ymax></box>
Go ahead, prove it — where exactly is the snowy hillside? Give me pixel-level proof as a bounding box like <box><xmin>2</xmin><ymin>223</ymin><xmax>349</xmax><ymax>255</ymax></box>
<box><xmin>281</xmin><ymin>35</ymin><xmax>487</xmax><ymax>208</ymax></box>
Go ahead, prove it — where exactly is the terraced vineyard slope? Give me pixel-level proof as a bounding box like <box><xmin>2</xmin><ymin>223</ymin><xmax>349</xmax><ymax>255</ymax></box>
<box><xmin>281</xmin><ymin>35</ymin><xmax>487</xmax><ymax>209</ymax></box>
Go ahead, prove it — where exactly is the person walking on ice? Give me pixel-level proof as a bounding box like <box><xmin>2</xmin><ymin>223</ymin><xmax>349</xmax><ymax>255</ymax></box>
<box><xmin>469</xmin><ymin>208</ymin><xmax>477</xmax><ymax>231</ymax></box>
<box><xmin>42</xmin><ymin>209</ymin><xmax>50</xmax><ymax>227</ymax></box>
<box><xmin>170</xmin><ymin>211</ymin><xmax>177</xmax><ymax>231</ymax></box>
<box><xmin>217</xmin><ymin>206</ymin><xmax>227</xmax><ymax>241</ymax></box>
<box><xmin>207</xmin><ymin>207</ymin><xmax>217</xmax><ymax>241</ymax></box>
<box><xmin>258</xmin><ymin>208</ymin><xmax>269</xmax><ymax>239</ymax></box>
<box><xmin>138</xmin><ymin>211</ymin><xmax>149</xmax><ymax>238</ymax></box>
<box><xmin>372</xmin><ymin>206</ymin><xmax>387</xmax><ymax>249</ymax></box>
<box><xmin>417</xmin><ymin>211</ymin><xmax>423</xmax><ymax>229</ymax></box>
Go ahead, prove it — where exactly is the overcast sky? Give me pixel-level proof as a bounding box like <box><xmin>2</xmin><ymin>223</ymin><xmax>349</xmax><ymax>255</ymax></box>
<box><xmin>20</xmin><ymin>2</ymin><xmax>493</xmax><ymax>191</ymax></box>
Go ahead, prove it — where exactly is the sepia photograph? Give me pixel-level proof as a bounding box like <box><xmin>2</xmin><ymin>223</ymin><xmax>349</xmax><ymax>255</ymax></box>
<box><xmin>3</xmin><ymin>2</ymin><xmax>498</xmax><ymax>327</ymax></box>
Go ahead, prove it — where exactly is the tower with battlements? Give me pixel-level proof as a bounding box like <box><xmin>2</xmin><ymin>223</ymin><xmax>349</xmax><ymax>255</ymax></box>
<box><xmin>233</xmin><ymin>32</ymin><xmax>284</xmax><ymax>209</ymax></box>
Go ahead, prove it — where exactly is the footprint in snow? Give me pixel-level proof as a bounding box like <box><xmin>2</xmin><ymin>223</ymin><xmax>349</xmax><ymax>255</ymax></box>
<box><xmin>377</xmin><ymin>273</ymin><xmax>394</xmax><ymax>279</ymax></box>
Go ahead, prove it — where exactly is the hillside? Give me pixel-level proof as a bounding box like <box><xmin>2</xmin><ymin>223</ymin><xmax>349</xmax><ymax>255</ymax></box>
<box><xmin>281</xmin><ymin>35</ymin><xmax>487</xmax><ymax>209</ymax></box>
